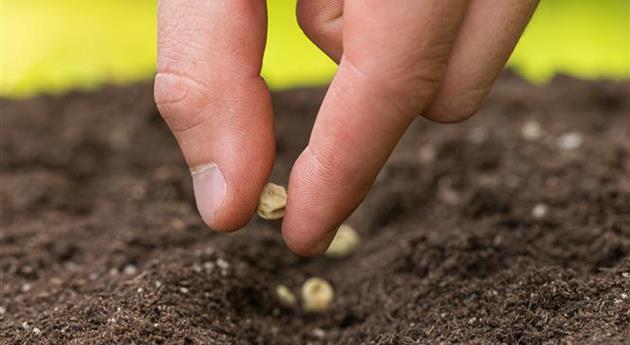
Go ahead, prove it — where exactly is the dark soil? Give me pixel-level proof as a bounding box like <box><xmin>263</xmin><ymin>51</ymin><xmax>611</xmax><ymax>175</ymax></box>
<box><xmin>1</xmin><ymin>74</ymin><xmax>629</xmax><ymax>345</ymax></box>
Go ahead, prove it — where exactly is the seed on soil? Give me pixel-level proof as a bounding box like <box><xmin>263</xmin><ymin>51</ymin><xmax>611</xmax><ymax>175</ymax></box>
<box><xmin>558</xmin><ymin>132</ymin><xmax>583</xmax><ymax>150</ymax></box>
<box><xmin>257</xmin><ymin>183</ymin><xmax>287</xmax><ymax>220</ymax></box>
<box><xmin>521</xmin><ymin>120</ymin><xmax>542</xmax><ymax>140</ymax></box>
<box><xmin>301</xmin><ymin>277</ymin><xmax>334</xmax><ymax>313</ymax></box>
<box><xmin>275</xmin><ymin>285</ymin><xmax>297</xmax><ymax>306</ymax></box>
<box><xmin>325</xmin><ymin>224</ymin><xmax>360</xmax><ymax>258</ymax></box>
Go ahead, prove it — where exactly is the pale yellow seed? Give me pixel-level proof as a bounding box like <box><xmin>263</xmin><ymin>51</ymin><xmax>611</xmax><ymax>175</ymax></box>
<box><xmin>257</xmin><ymin>183</ymin><xmax>287</xmax><ymax>220</ymax></box>
<box><xmin>301</xmin><ymin>277</ymin><xmax>334</xmax><ymax>312</ymax></box>
<box><xmin>275</xmin><ymin>284</ymin><xmax>297</xmax><ymax>306</ymax></box>
<box><xmin>325</xmin><ymin>224</ymin><xmax>360</xmax><ymax>258</ymax></box>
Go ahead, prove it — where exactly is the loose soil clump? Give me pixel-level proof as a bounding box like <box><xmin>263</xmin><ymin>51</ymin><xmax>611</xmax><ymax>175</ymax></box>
<box><xmin>1</xmin><ymin>74</ymin><xmax>629</xmax><ymax>344</ymax></box>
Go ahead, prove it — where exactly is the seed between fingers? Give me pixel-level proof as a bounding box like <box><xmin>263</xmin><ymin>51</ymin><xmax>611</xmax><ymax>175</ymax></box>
<box><xmin>257</xmin><ymin>183</ymin><xmax>287</xmax><ymax>220</ymax></box>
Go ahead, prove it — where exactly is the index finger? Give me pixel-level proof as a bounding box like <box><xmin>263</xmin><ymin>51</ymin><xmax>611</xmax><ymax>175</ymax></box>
<box><xmin>282</xmin><ymin>0</ymin><xmax>469</xmax><ymax>255</ymax></box>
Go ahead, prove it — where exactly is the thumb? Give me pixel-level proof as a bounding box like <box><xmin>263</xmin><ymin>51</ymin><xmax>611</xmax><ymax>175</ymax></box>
<box><xmin>155</xmin><ymin>0</ymin><xmax>274</xmax><ymax>231</ymax></box>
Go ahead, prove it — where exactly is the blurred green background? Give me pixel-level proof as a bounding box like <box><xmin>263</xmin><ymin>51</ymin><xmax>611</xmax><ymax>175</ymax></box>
<box><xmin>2</xmin><ymin>0</ymin><xmax>629</xmax><ymax>98</ymax></box>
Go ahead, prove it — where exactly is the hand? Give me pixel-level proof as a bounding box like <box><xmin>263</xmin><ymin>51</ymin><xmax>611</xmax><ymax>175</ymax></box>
<box><xmin>154</xmin><ymin>0</ymin><xmax>538</xmax><ymax>255</ymax></box>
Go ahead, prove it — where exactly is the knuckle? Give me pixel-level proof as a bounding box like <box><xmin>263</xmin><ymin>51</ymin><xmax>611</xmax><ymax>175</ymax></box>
<box><xmin>153</xmin><ymin>72</ymin><xmax>210</xmax><ymax>132</ymax></box>
<box><xmin>383</xmin><ymin>70</ymin><xmax>442</xmax><ymax>117</ymax></box>
<box><xmin>295</xmin><ymin>2</ymin><xmax>330</xmax><ymax>38</ymax></box>
<box><xmin>344</xmin><ymin>58</ymin><xmax>442</xmax><ymax>120</ymax></box>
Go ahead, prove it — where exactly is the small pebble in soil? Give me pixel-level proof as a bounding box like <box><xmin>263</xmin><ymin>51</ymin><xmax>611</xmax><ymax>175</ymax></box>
<box><xmin>32</xmin><ymin>328</ymin><xmax>41</xmax><ymax>335</ymax></box>
<box><xmin>301</xmin><ymin>277</ymin><xmax>334</xmax><ymax>313</ymax></box>
<box><xmin>171</xmin><ymin>218</ymin><xmax>186</xmax><ymax>231</ymax></box>
<box><xmin>63</xmin><ymin>261</ymin><xmax>81</xmax><ymax>272</ymax></box>
<box><xmin>311</xmin><ymin>328</ymin><xmax>326</xmax><ymax>338</ymax></box>
<box><xmin>0</xmin><ymin>306</ymin><xmax>6</xmax><ymax>315</ymax></box>
<box><xmin>438</xmin><ymin>177</ymin><xmax>460</xmax><ymax>205</ymax></box>
<box><xmin>468</xmin><ymin>127</ymin><xmax>489</xmax><ymax>144</ymax></box>
<box><xmin>521</xmin><ymin>120</ymin><xmax>542</xmax><ymax>141</ymax></box>
<box><xmin>203</xmin><ymin>262</ymin><xmax>215</xmax><ymax>273</ymax></box>
<box><xmin>531</xmin><ymin>203</ymin><xmax>549</xmax><ymax>219</ymax></box>
<box><xmin>275</xmin><ymin>285</ymin><xmax>297</xmax><ymax>307</ymax></box>
<box><xmin>558</xmin><ymin>132</ymin><xmax>583</xmax><ymax>150</ymax></box>
<box><xmin>216</xmin><ymin>258</ymin><xmax>229</xmax><ymax>270</ymax></box>
<box><xmin>216</xmin><ymin>258</ymin><xmax>229</xmax><ymax>276</ymax></box>
<box><xmin>123</xmin><ymin>264</ymin><xmax>138</xmax><ymax>275</ymax></box>
<box><xmin>257</xmin><ymin>183</ymin><xmax>287</xmax><ymax>220</ymax></box>
<box><xmin>325</xmin><ymin>224</ymin><xmax>360</xmax><ymax>258</ymax></box>
<box><xmin>418</xmin><ymin>144</ymin><xmax>436</xmax><ymax>164</ymax></box>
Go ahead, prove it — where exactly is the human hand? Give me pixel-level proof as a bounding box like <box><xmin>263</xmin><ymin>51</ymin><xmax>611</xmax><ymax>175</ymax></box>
<box><xmin>154</xmin><ymin>0</ymin><xmax>538</xmax><ymax>255</ymax></box>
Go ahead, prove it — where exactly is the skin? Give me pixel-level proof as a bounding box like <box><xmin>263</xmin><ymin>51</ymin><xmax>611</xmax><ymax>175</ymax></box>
<box><xmin>155</xmin><ymin>0</ymin><xmax>539</xmax><ymax>256</ymax></box>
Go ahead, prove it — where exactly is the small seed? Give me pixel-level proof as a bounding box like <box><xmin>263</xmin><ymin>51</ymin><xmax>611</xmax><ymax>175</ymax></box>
<box><xmin>257</xmin><ymin>183</ymin><xmax>287</xmax><ymax>220</ymax></box>
<box><xmin>301</xmin><ymin>277</ymin><xmax>334</xmax><ymax>312</ymax></box>
<box><xmin>275</xmin><ymin>285</ymin><xmax>297</xmax><ymax>306</ymax></box>
<box><xmin>325</xmin><ymin>224</ymin><xmax>360</xmax><ymax>258</ymax></box>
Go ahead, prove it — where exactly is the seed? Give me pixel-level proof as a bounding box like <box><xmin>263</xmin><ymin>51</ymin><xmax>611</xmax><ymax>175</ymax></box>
<box><xmin>257</xmin><ymin>183</ymin><xmax>287</xmax><ymax>220</ymax></box>
<box><xmin>275</xmin><ymin>284</ymin><xmax>297</xmax><ymax>307</ymax></box>
<box><xmin>301</xmin><ymin>277</ymin><xmax>334</xmax><ymax>312</ymax></box>
<box><xmin>325</xmin><ymin>224</ymin><xmax>360</xmax><ymax>258</ymax></box>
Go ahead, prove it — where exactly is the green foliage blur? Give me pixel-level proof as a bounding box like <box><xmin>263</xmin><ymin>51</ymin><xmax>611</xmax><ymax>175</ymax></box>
<box><xmin>1</xmin><ymin>0</ymin><xmax>628</xmax><ymax>98</ymax></box>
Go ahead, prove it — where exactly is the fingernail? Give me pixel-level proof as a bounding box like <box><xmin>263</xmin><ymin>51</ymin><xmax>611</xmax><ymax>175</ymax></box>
<box><xmin>191</xmin><ymin>163</ymin><xmax>226</xmax><ymax>226</ymax></box>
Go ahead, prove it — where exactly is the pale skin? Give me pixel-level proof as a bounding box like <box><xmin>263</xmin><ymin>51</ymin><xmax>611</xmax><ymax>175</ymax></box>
<box><xmin>155</xmin><ymin>0</ymin><xmax>539</xmax><ymax>255</ymax></box>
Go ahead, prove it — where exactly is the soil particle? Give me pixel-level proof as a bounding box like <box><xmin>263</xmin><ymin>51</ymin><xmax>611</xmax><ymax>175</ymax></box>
<box><xmin>1</xmin><ymin>74</ymin><xmax>629</xmax><ymax>344</ymax></box>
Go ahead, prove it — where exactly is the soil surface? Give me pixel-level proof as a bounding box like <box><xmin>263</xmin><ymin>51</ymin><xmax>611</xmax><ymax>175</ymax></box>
<box><xmin>1</xmin><ymin>74</ymin><xmax>630</xmax><ymax>345</ymax></box>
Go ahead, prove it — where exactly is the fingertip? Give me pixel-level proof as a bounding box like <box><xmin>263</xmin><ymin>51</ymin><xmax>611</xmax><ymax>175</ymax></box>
<box><xmin>283</xmin><ymin>222</ymin><xmax>337</xmax><ymax>257</ymax></box>
<box><xmin>194</xmin><ymin>160</ymin><xmax>272</xmax><ymax>233</ymax></box>
<box><xmin>281</xmin><ymin>147</ymin><xmax>363</xmax><ymax>256</ymax></box>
